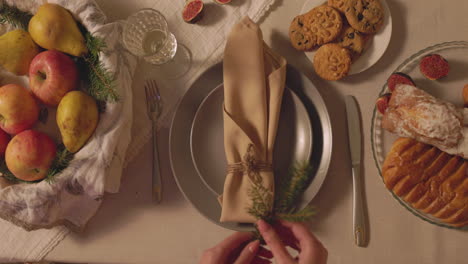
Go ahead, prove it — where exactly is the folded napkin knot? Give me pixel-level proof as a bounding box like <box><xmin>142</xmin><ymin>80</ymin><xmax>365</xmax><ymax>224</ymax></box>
<box><xmin>227</xmin><ymin>144</ymin><xmax>272</xmax><ymax>184</ymax></box>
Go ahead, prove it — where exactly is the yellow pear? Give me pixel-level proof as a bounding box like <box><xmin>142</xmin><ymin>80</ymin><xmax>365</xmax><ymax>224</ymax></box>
<box><xmin>28</xmin><ymin>3</ymin><xmax>88</xmax><ymax>57</ymax></box>
<box><xmin>57</xmin><ymin>91</ymin><xmax>99</xmax><ymax>153</ymax></box>
<box><xmin>0</xmin><ymin>29</ymin><xmax>40</xmax><ymax>75</ymax></box>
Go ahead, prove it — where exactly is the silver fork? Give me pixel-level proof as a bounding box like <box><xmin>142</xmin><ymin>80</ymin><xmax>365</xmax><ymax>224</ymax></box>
<box><xmin>145</xmin><ymin>80</ymin><xmax>163</xmax><ymax>203</ymax></box>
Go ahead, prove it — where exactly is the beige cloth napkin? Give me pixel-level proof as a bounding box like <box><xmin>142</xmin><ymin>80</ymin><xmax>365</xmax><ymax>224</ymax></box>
<box><xmin>220</xmin><ymin>17</ymin><xmax>287</xmax><ymax>223</ymax></box>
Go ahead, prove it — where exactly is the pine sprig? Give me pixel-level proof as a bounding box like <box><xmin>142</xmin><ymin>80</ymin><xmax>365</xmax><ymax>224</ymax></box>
<box><xmin>247</xmin><ymin>162</ymin><xmax>316</xmax><ymax>224</ymax></box>
<box><xmin>45</xmin><ymin>145</ymin><xmax>74</xmax><ymax>183</ymax></box>
<box><xmin>277</xmin><ymin>206</ymin><xmax>317</xmax><ymax>222</ymax></box>
<box><xmin>247</xmin><ymin>182</ymin><xmax>274</xmax><ymax>221</ymax></box>
<box><xmin>0</xmin><ymin>3</ymin><xmax>31</xmax><ymax>30</ymax></box>
<box><xmin>80</xmin><ymin>32</ymin><xmax>119</xmax><ymax>102</ymax></box>
<box><xmin>275</xmin><ymin>162</ymin><xmax>314</xmax><ymax>213</ymax></box>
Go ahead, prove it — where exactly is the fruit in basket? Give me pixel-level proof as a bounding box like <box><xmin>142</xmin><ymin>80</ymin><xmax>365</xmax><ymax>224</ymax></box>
<box><xmin>0</xmin><ymin>84</ymin><xmax>39</xmax><ymax>135</ymax></box>
<box><xmin>57</xmin><ymin>91</ymin><xmax>99</xmax><ymax>153</ymax></box>
<box><xmin>28</xmin><ymin>3</ymin><xmax>88</xmax><ymax>57</ymax></box>
<box><xmin>419</xmin><ymin>54</ymin><xmax>449</xmax><ymax>80</ymax></box>
<box><xmin>182</xmin><ymin>0</ymin><xmax>204</xmax><ymax>23</ymax></box>
<box><xmin>0</xmin><ymin>129</ymin><xmax>10</xmax><ymax>158</ymax></box>
<box><xmin>5</xmin><ymin>130</ymin><xmax>56</xmax><ymax>182</ymax></box>
<box><xmin>0</xmin><ymin>29</ymin><xmax>40</xmax><ymax>75</ymax></box>
<box><xmin>387</xmin><ymin>72</ymin><xmax>415</xmax><ymax>92</ymax></box>
<box><xmin>29</xmin><ymin>50</ymin><xmax>78</xmax><ymax>106</ymax></box>
<box><xmin>214</xmin><ymin>0</ymin><xmax>232</xmax><ymax>4</ymax></box>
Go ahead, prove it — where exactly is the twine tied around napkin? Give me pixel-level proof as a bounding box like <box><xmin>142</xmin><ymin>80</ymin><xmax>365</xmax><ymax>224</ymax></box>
<box><xmin>227</xmin><ymin>144</ymin><xmax>273</xmax><ymax>184</ymax></box>
<box><xmin>219</xmin><ymin>17</ymin><xmax>287</xmax><ymax>223</ymax></box>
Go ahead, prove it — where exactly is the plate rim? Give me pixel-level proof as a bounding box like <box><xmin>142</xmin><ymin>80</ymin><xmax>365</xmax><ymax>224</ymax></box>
<box><xmin>371</xmin><ymin>40</ymin><xmax>468</xmax><ymax>230</ymax></box>
<box><xmin>299</xmin><ymin>0</ymin><xmax>393</xmax><ymax>75</ymax></box>
<box><xmin>169</xmin><ymin>62</ymin><xmax>333</xmax><ymax>231</ymax></box>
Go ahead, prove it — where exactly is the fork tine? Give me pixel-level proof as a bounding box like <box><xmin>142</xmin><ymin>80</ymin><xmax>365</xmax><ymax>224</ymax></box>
<box><xmin>152</xmin><ymin>80</ymin><xmax>161</xmax><ymax>99</ymax></box>
<box><xmin>145</xmin><ymin>81</ymin><xmax>154</xmax><ymax>112</ymax></box>
<box><xmin>148</xmin><ymin>80</ymin><xmax>154</xmax><ymax>101</ymax></box>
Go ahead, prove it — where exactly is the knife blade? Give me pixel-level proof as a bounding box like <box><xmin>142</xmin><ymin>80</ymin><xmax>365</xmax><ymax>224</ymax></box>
<box><xmin>345</xmin><ymin>95</ymin><xmax>367</xmax><ymax>247</ymax></box>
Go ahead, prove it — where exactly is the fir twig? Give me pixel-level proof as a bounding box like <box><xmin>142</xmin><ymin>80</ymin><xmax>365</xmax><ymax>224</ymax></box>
<box><xmin>45</xmin><ymin>145</ymin><xmax>74</xmax><ymax>183</ymax></box>
<box><xmin>277</xmin><ymin>206</ymin><xmax>317</xmax><ymax>222</ymax></box>
<box><xmin>247</xmin><ymin>182</ymin><xmax>274</xmax><ymax>221</ymax></box>
<box><xmin>81</xmin><ymin>32</ymin><xmax>119</xmax><ymax>102</ymax></box>
<box><xmin>247</xmin><ymin>162</ymin><xmax>316</xmax><ymax>224</ymax></box>
<box><xmin>0</xmin><ymin>3</ymin><xmax>31</xmax><ymax>30</ymax></box>
<box><xmin>275</xmin><ymin>162</ymin><xmax>314</xmax><ymax>213</ymax></box>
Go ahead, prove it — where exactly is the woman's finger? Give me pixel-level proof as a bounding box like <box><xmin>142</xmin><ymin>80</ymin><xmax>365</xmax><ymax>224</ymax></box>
<box><xmin>278</xmin><ymin>220</ymin><xmax>318</xmax><ymax>249</ymax></box>
<box><xmin>257</xmin><ymin>219</ymin><xmax>295</xmax><ymax>263</ymax></box>
<box><xmin>218</xmin><ymin>232</ymin><xmax>254</xmax><ymax>252</ymax></box>
<box><xmin>234</xmin><ymin>240</ymin><xmax>260</xmax><ymax>264</ymax></box>
<box><xmin>251</xmin><ymin>256</ymin><xmax>272</xmax><ymax>264</ymax></box>
<box><xmin>257</xmin><ymin>245</ymin><xmax>273</xmax><ymax>259</ymax></box>
<box><xmin>272</xmin><ymin>223</ymin><xmax>300</xmax><ymax>251</ymax></box>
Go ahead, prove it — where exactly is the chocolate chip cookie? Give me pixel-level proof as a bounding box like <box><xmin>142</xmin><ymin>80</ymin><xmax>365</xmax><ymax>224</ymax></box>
<box><xmin>289</xmin><ymin>6</ymin><xmax>343</xmax><ymax>51</ymax></box>
<box><xmin>328</xmin><ymin>0</ymin><xmax>348</xmax><ymax>13</ymax></box>
<box><xmin>313</xmin><ymin>43</ymin><xmax>352</xmax><ymax>80</ymax></box>
<box><xmin>334</xmin><ymin>24</ymin><xmax>370</xmax><ymax>60</ymax></box>
<box><xmin>289</xmin><ymin>15</ymin><xmax>315</xmax><ymax>51</ymax></box>
<box><xmin>345</xmin><ymin>0</ymin><xmax>384</xmax><ymax>34</ymax></box>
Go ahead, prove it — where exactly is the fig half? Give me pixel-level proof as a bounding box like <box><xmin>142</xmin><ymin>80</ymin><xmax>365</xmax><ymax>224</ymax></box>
<box><xmin>387</xmin><ymin>72</ymin><xmax>415</xmax><ymax>92</ymax></box>
<box><xmin>376</xmin><ymin>93</ymin><xmax>392</xmax><ymax>114</ymax></box>
<box><xmin>182</xmin><ymin>0</ymin><xmax>204</xmax><ymax>24</ymax></box>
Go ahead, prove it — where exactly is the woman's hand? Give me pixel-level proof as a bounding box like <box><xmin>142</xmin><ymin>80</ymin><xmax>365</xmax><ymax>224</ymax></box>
<box><xmin>199</xmin><ymin>232</ymin><xmax>262</xmax><ymax>264</ymax></box>
<box><xmin>256</xmin><ymin>219</ymin><xmax>328</xmax><ymax>264</ymax></box>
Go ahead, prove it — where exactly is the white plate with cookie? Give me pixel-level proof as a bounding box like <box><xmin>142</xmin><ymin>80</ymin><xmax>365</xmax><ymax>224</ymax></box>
<box><xmin>299</xmin><ymin>0</ymin><xmax>392</xmax><ymax>76</ymax></box>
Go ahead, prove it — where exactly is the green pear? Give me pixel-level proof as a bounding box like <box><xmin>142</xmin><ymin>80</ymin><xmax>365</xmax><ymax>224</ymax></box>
<box><xmin>28</xmin><ymin>3</ymin><xmax>88</xmax><ymax>57</ymax></box>
<box><xmin>0</xmin><ymin>29</ymin><xmax>40</xmax><ymax>75</ymax></box>
<box><xmin>57</xmin><ymin>91</ymin><xmax>98</xmax><ymax>153</ymax></box>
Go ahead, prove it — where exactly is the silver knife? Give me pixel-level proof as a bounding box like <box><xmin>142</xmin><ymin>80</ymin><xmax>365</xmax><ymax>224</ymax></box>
<box><xmin>345</xmin><ymin>95</ymin><xmax>367</xmax><ymax>247</ymax></box>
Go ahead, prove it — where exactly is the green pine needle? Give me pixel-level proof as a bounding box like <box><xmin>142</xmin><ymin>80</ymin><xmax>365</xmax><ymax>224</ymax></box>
<box><xmin>247</xmin><ymin>162</ymin><xmax>316</xmax><ymax>224</ymax></box>
<box><xmin>277</xmin><ymin>205</ymin><xmax>317</xmax><ymax>222</ymax></box>
<box><xmin>247</xmin><ymin>182</ymin><xmax>274</xmax><ymax>221</ymax></box>
<box><xmin>275</xmin><ymin>162</ymin><xmax>314</xmax><ymax>213</ymax></box>
<box><xmin>80</xmin><ymin>32</ymin><xmax>119</xmax><ymax>102</ymax></box>
<box><xmin>0</xmin><ymin>3</ymin><xmax>31</xmax><ymax>30</ymax></box>
<box><xmin>45</xmin><ymin>145</ymin><xmax>74</xmax><ymax>183</ymax></box>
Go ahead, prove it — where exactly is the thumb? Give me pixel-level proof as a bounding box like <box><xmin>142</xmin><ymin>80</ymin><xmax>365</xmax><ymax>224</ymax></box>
<box><xmin>234</xmin><ymin>240</ymin><xmax>260</xmax><ymax>264</ymax></box>
<box><xmin>257</xmin><ymin>220</ymin><xmax>295</xmax><ymax>263</ymax></box>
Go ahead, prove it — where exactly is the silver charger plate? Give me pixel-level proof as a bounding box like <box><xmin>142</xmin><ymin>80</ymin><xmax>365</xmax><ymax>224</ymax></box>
<box><xmin>170</xmin><ymin>63</ymin><xmax>332</xmax><ymax>231</ymax></box>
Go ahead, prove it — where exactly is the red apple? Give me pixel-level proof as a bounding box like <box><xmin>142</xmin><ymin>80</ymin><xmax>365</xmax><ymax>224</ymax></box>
<box><xmin>5</xmin><ymin>130</ymin><xmax>56</xmax><ymax>181</ymax></box>
<box><xmin>0</xmin><ymin>129</ymin><xmax>10</xmax><ymax>158</ymax></box>
<box><xmin>29</xmin><ymin>50</ymin><xmax>78</xmax><ymax>106</ymax></box>
<box><xmin>0</xmin><ymin>84</ymin><xmax>39</xmax><ymax>135</ymax></box>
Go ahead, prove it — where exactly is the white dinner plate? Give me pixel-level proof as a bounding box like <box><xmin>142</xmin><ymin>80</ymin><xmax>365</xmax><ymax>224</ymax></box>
<box><xmin>191</xmin><ymin>84</ymin><xmax>313</xmax><ymax>196</ymax></box>
<box><xmin>300</xmin><ymin>0</ymin><xmax>393</xmax><ymax>75</ymax></box>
